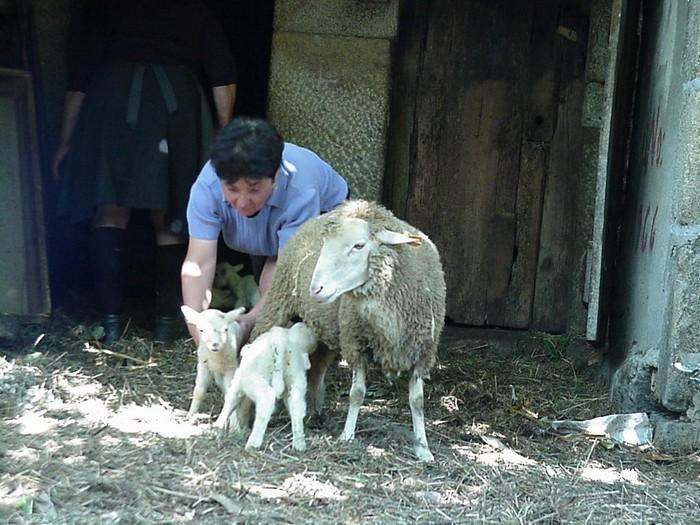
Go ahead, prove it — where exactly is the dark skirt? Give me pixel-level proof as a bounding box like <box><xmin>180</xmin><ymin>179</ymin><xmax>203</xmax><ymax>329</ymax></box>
<box><xmin>58</xmin><ymin>61</ymin><xmax>214</xmax><ymax>233</ymax></box>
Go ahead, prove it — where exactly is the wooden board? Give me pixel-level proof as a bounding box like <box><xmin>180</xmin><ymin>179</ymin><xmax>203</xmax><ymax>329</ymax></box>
<box><xmin>406</xmin><ymin>0</ymin><xmax>549</xmax><ymax>327</ymax></box>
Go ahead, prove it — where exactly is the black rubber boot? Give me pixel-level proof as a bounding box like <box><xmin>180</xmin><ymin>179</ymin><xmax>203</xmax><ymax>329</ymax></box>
<box><xmin>154</xmin><ymin>244</ymin><xmax>187</xmax><ymax>343</ymax></box>
<box><xmin>92</xmin><ymin>227</ymin><xmax>127</xmax><ymax>344</ymax></box>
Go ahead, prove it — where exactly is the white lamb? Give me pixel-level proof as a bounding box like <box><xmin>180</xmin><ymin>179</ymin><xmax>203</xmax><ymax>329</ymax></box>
<box><xmin>180</xmin><ymin>305</ymin><xmax>246</xmax><ymax>427</ymax></box>
<box><xmin>217</xmin><ymin>322</ymin><xmax>317</xmax><ymax>451</ymax></box>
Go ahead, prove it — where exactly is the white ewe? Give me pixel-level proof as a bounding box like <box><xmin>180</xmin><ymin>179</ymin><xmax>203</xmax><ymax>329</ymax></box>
<box><xmin>180</xmin><ymin>305</ymin><xmax>245</xmax><ymax>427</ymax></box>
<box><xmin>217</xmin><ymin>322</ymin><xmax>317</xmax><ymax>451</ymax></box>
<box><xmin>253</xmin><ymin>200</ymin><xmax>446</xmax><ymax>462</ymax></box>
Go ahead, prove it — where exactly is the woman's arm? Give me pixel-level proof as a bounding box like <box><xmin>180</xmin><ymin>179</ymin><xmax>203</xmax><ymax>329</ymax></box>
<box><xmin>212</xmin><ymin>83</ymin><xmax>237</xmax><ymax>129</ymax></box>
<box><xmin>181</xmin><ymin>237</ymin><xmax>219</xmax><ymax>343</ymax></box>
<box><xmin>52</xmin><ymin>91</ymin><xmax>86</xmax><ymax>181</ymax></box>
<box><xmin>238</xmin><ymin>255</ymin><xmax>276</xmax><ymax>343</ymax></box>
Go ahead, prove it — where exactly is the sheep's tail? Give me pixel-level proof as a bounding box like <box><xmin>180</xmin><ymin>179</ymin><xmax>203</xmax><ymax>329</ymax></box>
<box><xmin>271</xmin><ymin>343</ymin><xmax>286</xmax><ymax>398</ymax></box>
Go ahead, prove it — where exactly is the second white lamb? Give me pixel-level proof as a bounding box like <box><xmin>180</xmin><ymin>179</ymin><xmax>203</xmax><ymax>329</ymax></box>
<box><xmin>218</xmin><ymin>322</ymin><xmax>317</xmax><ymax>451</ymax></box>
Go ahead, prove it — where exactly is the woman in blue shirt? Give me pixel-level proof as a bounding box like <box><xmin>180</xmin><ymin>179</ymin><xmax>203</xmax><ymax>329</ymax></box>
<box><xmin>182</xmin><ymin>117</ymin><xmax>348</xmax><ymax>343</ymax></box>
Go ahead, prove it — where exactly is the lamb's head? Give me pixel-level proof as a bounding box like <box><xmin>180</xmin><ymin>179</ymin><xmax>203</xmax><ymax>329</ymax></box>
<box><xmin>287</xmin><ymin>322</ymin><xmax>317</xmax><ymax>353</ymax></box>
<box><xmin>309</xmin><ymin>217</ymin><xmax>424</xmax><ymax>304</ymax></box>
<box><xmin>181</xmin><ymin>305</ymin><xmax>246</xmax><ymax>352</ymax></box>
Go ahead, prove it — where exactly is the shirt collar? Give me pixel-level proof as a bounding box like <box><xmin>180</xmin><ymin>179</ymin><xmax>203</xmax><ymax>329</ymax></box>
<box><xmin>266</xmin><ymin>161</ymin><xmax>292</xmax><ymax>209</ymax></box>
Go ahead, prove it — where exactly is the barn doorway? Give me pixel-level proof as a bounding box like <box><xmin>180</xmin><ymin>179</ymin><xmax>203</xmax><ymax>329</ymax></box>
<box><xmin>386</xmin><ymin>0</ymin><xmax>593</xmax><ymax>333</ymax></box>
<box><xmin>46</xmin><ymin>1</ymin><xmax>276</xmax><ymax>315</ymax></box>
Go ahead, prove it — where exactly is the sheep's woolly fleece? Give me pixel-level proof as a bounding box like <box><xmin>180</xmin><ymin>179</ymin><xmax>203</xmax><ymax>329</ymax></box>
<box><xmin>254</xmin><ymin>199</ymin><xmax>446</xmax><ymax>373</ymax></box>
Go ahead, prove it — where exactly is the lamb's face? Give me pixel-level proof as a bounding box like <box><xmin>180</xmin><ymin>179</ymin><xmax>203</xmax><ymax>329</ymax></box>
<box><xmin>180</xmin><ymin>305</ymin><xmax>245</xmax><ymax>353</ymax></box>
<box><xmin>309</xmin><ymin>218</ymin><xmax>374</xmax><ymax>304</ymax></box>
<box><xmin>195</xmin><ymin>311</ymin><xmax>234</xmax><ymax>352</ymax></box>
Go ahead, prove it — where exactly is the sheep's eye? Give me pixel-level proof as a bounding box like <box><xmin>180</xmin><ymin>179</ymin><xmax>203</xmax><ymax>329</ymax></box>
<box><xmin>352</xmin><ymin>242</ymin><xmax>366</xmax><ymax>251</ymax></box>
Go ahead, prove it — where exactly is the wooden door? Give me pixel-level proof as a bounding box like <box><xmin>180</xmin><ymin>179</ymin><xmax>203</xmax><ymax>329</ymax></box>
<box><xmin>403</xmin><ymin>0</ymin><xmax>588</xmax><ymax>329</ymax></box>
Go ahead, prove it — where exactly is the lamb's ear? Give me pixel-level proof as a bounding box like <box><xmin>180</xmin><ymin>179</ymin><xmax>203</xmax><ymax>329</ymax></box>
<box><xmin>225</xmin><ymin>306</ymin><xmax>246</xmax><ymax>322</ymax></box>
<box><xmin>180</xmin><ymin>305</ymin><xmax>200</xmax><ymax>325</ymax></box>
<box><xmin>375</xmin><ymin>229</ymin><xmax>424</xmax><ymax>246</ymax></box>
<box><xmin>231</xmin><ymin>264</ymin><xmax>244</xmax><ymax>273</ymax></box>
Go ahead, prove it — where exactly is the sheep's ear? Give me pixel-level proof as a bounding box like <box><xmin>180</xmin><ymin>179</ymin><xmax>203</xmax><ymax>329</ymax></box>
<box><xmin>180</xmin><ymin>305</ymin><xmax>200</xmax><ymax>325</ymax></box>
<box><xmin>225</xmin><ymin>306</ymin><xmax>246</xmax><ymax>321</ymax></box>
<box><xmin>375</xmin><ymin>229</ymin><xmax>423</xmax><ymax>246</ymax></box>
<box><xmin>231</xmin><ymin>264</ymin><xmax>244</xmax><ymax>273</ymax></box>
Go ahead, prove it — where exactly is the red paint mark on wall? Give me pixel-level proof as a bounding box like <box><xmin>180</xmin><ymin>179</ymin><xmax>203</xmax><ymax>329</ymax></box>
<box><xmin>636</xmin><ymin>203</ymin><xmax>659</xmax><ymax>252</ymax></box>
<box><xmin>642</xmin><ymin>104</ymin><xmax>665</xmax><ymax>168</ymax></box>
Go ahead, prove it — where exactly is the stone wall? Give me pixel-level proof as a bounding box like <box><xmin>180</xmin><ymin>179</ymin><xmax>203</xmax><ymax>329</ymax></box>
<box><xmin>267</xmin><ymin>0</ymin><xmax>399</xmax><ymax>200</ymax></box>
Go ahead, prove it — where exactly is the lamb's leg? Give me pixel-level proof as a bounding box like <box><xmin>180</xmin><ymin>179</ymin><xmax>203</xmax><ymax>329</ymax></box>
<box><xmin>214</xmin><ymin>372</ymin><xmax>242</xmax><ymax>429</ymax></box>
<box><xmin>339</xmin><ymin>363</ymin><xmax>366</xmax><ymax>442</ymax></box>
<box><xmin>245</xmin><ymin>383</ymin><xmax>277</xmax><ymax>449</ymax></box>
<box><xmin>409</xmin><ymin>369</ymin><xmax>434</xmax><ymax>462</ymax></box>
<box><xmin>187</xmin><ymin>362</ymin><xmax>211</xmax><ymax>419</ymax></box>
<box><xmin>287</xmin><ymin>384</ymin><xmax>307</xmax><ymax>451</ymax></box>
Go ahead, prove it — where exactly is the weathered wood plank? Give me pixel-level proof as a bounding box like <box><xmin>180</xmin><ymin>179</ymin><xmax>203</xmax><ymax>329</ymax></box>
<box><xmin>532</xmin><ymin>6</ymin><xmax>589</xmax><ymax>332</ymax></box>
<box><xmin>407</xmin><ymin>0</ymin><xmax>535</xmax><ymax>325</ymax></box>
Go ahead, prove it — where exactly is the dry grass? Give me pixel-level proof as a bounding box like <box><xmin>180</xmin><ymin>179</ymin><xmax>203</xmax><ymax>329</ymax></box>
<box><xmin>1</xmin><ymin>312</ymin><xmax>699</xmax><ymax>524</ymax></box>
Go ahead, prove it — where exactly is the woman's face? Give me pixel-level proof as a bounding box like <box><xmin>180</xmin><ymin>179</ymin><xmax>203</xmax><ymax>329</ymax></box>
<box><xmin>221</xmin><ymin>173</ymin><xmax>276</xmax><ymax>217</ymax></box>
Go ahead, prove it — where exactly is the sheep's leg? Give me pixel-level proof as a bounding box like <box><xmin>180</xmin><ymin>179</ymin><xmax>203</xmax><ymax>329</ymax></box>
<box><xmin>307</xmin><ymin>346</ymin><xmax>338</xmax><ymax>417</ymax></box>
<box><xmin>187</xmin><ymin>362</ymin><xmax>211</xmax><ymax>419</ymax></box>
<box><xmin>409</xmin><ymin>369</ymin><xmax>434</xmax><ymax>462</ymax></box>
<box><xmin>233</xmin><ymin>397</ymin><xmax>253</xmax><ymax>433</ymax></box>
<box><xmin>245</xmin><ymin>383</ymin><xmax>277</xmax><ymax>449</ymax></box>
<box><xmin>287</xmin><ymin>385</ymin><xmax>307</xmax><ymax>451</ymax></box>
<box><xmin>214</xmin><ymin>372</ymin><xmax>242</xmax><ymax>429</ymax></box>
<box><xmin>339</xmin><ymin>364</ymin><xmax>367</xmax><ymax>442</ymax></box>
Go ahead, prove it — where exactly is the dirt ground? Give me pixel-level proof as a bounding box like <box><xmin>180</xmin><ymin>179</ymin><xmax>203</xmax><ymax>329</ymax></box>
<box><xmin>1</xmin><ymin>313</ymin><xmax>699</xmax><ymax>524</ymax></box>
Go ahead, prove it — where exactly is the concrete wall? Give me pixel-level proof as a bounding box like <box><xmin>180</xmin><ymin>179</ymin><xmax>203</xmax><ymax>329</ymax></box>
<box><xmin>610</xmin><ymin>1</ymin><xmax>700</xmax><ymax>448</ymax></box>
<box><xmin>267</xmin><ymin>0</ymin><xmax>399</xmax><ymax>200</ymax></box>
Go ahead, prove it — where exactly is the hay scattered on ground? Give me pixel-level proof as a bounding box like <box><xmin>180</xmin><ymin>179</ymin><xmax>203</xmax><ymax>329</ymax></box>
<box><xmin>1</xmin><ymin>312</ymin><xmax>699</xmax><ymax>524</ymax></box>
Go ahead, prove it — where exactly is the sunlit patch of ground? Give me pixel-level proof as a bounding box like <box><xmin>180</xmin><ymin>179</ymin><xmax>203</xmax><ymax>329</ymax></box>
<box><xmin>1</xmin><ymin>315</ymin><xmax>699</xmax><ymax>524</ymax></box>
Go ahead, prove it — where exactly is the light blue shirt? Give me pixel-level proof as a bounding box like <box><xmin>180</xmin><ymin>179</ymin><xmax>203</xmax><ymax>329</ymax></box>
<box><xmin>187</xmin><ymin>143</ymin><xmax>348</xmax><ymax>256</ymax></box>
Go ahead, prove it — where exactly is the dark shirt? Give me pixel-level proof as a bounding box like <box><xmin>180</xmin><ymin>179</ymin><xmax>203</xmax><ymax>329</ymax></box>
<box><xmin>69</xmin><ymin>0</ymin><xmax>237</xmax><ymax>91</ymax></box>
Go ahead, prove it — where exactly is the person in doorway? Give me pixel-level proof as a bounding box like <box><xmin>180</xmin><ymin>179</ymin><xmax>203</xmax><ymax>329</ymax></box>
<box><xmin>52</xmin><ymin>0</ymin><xmax>237</xmax><ymax>344</ymax></box>
<box><xmin>182</xmin><ymin>117</ymin><xmax>348</xmax><ymax>344</ymax></box>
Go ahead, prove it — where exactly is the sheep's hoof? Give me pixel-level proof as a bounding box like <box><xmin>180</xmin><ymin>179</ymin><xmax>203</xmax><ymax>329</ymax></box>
<box><xmin>292</xmin><ymin>439</ymin><xmax>306</xmax><ymax>452</ymax></box>
<box><xmin>338</xmin><ymin>431</ymin><xmax>354</xmax><ymax>442</ymax></box>
<box><xmin>245</xmin><ymin>440</ymin><xmax>262</xmax><ymax>450</ymax></box>
<box><xmin>415</xmin><ymin>445</ymin><xmax>434</xmax><ymax>463</ymax></box>
<box><xmin>212</xmin><ymin>417</ymin><xmax>227</xmax><ymax>430</ymax></box>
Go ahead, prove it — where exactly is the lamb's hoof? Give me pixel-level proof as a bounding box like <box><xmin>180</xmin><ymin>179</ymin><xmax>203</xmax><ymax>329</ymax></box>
<box><xmin>245</xmin><ymin>440</ymin><xmax>262</xmax><ymax>450</ymax></box>
<box><xmin>415</xmin><ymin>445</ymin><xmax>434</xmax><ymax>463</ymax></box>
<box><xmin>292</xmin><ymin>440</ymin><xmax>307</xmax><ymax>452</ymax></box>
<box><xmin>338</xmin><ymin>431</ymin><xmax>354</xmax><ymax>442</ymax></box>
<box><xmin>212</xmin><ymin>417</ymin><xmax>227</xmax><ymax>430</ymax></box>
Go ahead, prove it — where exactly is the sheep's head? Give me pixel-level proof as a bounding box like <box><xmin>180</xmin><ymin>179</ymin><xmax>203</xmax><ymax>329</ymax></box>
<box><xmin>181</xmin><ymin>305</ymin><xmax>245</xmax><ymax>352</ymax></box>
<box><xmin>309</xmin><ymin>218</ymin><xmax>422</xmax><ymax>304</ymax></box>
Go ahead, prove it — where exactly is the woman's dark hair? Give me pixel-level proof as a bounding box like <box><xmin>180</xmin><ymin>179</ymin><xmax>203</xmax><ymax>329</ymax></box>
<box><xmin>210</xmin><ymin>117</ymin><xmax>284</xmax><ymax>183</ymax></box>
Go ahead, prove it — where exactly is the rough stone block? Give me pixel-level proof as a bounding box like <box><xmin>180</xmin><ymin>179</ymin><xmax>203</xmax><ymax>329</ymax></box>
<box><xmin>609</xmin><ymin>344</ymin><xmax>659</xmax><ymax>413</ymax></box>
<box><xmin>268</xmin><ymin>32</ymin><xmax>391</xmax><ymax>200</ymax></box>
<box><xmin>673</xmin><ymin>84</ymin><xmax>700</xmax><ymax>224</ymax></box>
<box><xmin>656</xmin><ymin>237</ymin><xmax>700</xmax><ymax>412</ymax></box>
<box><xmin>274</xmin><ymin>0</ymin><xmax>399</xmax><ymax>39</ymax></box>
<box><xmin>585</xmin><ymin>0</ymin><xmax>611</xmax><ymax>83</ymax></box>
<box><xmin>651</xmin><ymin>414</ymin><xmax>700</xmax><ymax>452</ymax></box>
<box><xmin>582</xmin><ymin>81</ymin><xmax>605</xmax><ymax>128</ymax></box>
<box><xmin>680</xmin><ymin>0</ymin><xmax>700</xmax><ymax>81</ymax></box>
